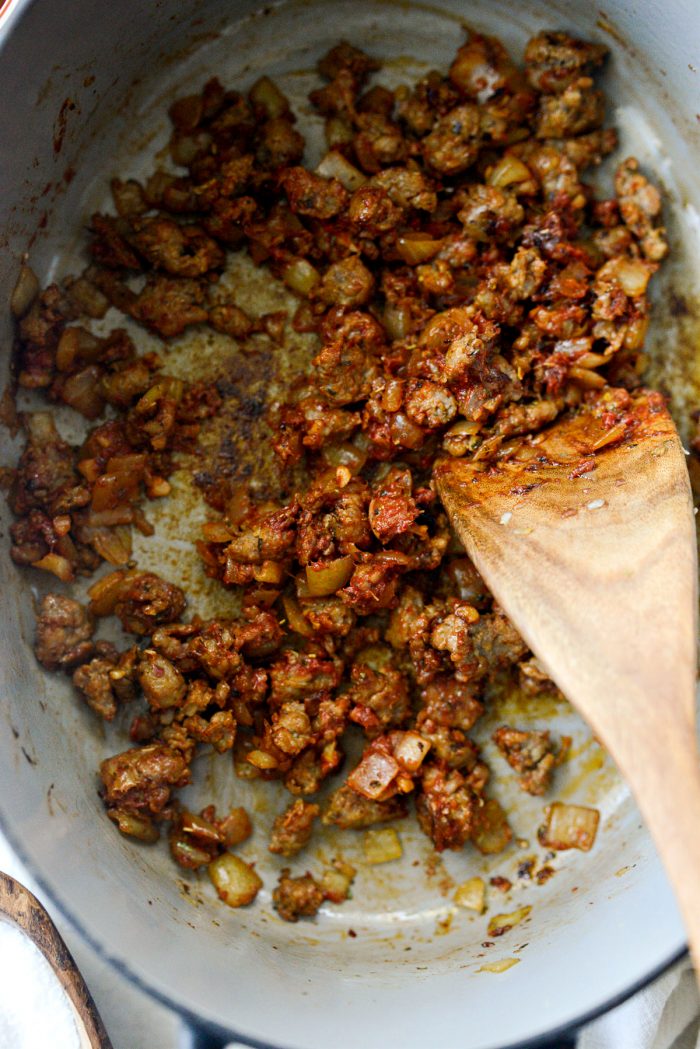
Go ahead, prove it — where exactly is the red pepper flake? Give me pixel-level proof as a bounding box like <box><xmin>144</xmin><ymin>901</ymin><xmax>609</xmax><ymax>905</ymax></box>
<box><xmin>570</xmin><ymin>458</ymin><xmax>596</xmax><ymax>479</ymax></box>
<box><xmin>489</xmin><ymin>876</ymin><xmax>513</xmax><ymax>893</ymax></box>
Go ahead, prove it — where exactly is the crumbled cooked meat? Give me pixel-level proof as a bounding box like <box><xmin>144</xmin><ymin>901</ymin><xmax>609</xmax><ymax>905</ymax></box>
<box><xmin>129</xmin><ymin>276</ymin><xmax>208</xmax><ymax>338</ymax></box>
<box><xmin>100</xmin><ymin>743</ymin><xmax>190</xmax><ymax>815</ymax></box>
<box><xmin>518</xmin><ymin>656</ymin><xmax>560</xmax><ymax>696</ymax></box>
<box><xmin>138</xmin><ymin>649</ymin><xmax>187</xmax><ymax>709</ymax></box>
<box><xmin>34</xmin><ymin>594</ymin><xmax>94</xmax><ymax>671</ymax></box>
<box><xmin>10</xmin><ymin>413</ymin><xmax>88</xmax><ymax>518</ymax></box>
<box><xmin>73</xmin><ymin>654</ymin><xmax>121</xmax><ymax>719</ymax></box>
<box><xmin>318</xmin><ymin>256</ymin><xmax>375</xmax><ymax>308</ymax></box>
<box><xmin>615</xmin><ymin>157</ymin><xmax>668</xmax><ymax>261</ymax></box>
<box><xmin>269</xmin><ymin>799</ymin><xmax>320</xmax><ymax>857</ymax></box>
<box><xmin>421</xmin><ymin>104</ymin><xmax>482</xmax><ymax>175</ymax></box>
<box><xmin>317</xmin><ymin>41</ymin><xmax>379</xmax><ymax>84</ymax></box>
<box><xmin>130</xmin><ymin>217</ymin><xmax>225</xmax><ymax>277</ymax></box>
<box><xmin>113</xmin><ymin>572</ymin><xmax>187</xmax><ymax>635</ymax></box>
<box><xmin>493</xmin><ymin>726</ymin><xmax>570</xmax><ymax>795</ymax></box>
<box><xmin>415</xmin><ymin>763</ymin><xmax>481</xmax><ymax>851</ymax></box>
<box><xmin>273</xmin><ymin>869</ymin><xmax>324</xmax><ymax>922</ymax></box>
<box><xmin>346</xmin><ymin>648</ymin><xmax>411</xmax><ymax>738</ymax></box>
<box><xmin>280</xmin><ymin>167</ymin><xmax>348</xmax><ymax>220</ymax></box>
<box><xmin>534</xmin><ymin>80</ymin><xmax>604</xmax><ymax>139</ymax></box>
<box><xmin>322</xmin><ymin>783</ymin><xmax>407</xmax><ymax>828</ymax></box>
<box><xmin>416</xmin><ymin>677</ymin><xmax>484</xmax><ymax>762</ymax></box>
<box><xmin>524</xmin><ymin>32</ymin><xmax>607</xmax><ymax>94</ymax></box>
<box><xmin>10</xmin><ymin>27</ymin><xmax>673</xmax><ymax>920</ymax></box>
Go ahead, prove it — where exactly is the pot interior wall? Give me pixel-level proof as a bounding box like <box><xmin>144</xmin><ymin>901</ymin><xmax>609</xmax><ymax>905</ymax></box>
<box><xmin>0</xmin><ymin>1</ymin><xmax>697</xmax><ymax>1047</ymax></box>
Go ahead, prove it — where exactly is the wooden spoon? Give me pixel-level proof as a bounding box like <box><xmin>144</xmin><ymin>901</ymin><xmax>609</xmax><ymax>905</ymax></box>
<box><xmin>434</xmin><ymin>388</ymin><xmax>700</xmax><ymax>971</ymax></box>
<box><xmin>0</xmin><ymin>870</ymin><xmax>113</xmax><ymax>1048</ymax></box>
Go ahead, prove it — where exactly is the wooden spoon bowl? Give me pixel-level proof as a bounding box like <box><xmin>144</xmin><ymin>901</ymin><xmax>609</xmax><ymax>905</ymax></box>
<box><xmin>435</xmin><ymin>388</ymin><xmax>700</xmax><ymax>971</ymax></box>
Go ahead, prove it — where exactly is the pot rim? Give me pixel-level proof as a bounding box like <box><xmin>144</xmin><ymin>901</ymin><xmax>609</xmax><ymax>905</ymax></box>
<box><xmin>0</xmin><ymin>0</ymin><xmax>689</xmax><ymax>1044</ymax></box>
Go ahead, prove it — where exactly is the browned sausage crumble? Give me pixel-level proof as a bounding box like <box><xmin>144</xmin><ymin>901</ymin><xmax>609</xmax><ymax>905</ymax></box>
<box><xmin>7</xmin><ymin>29</ymin><xmax>671</xmax><ymax>920</ymax></box>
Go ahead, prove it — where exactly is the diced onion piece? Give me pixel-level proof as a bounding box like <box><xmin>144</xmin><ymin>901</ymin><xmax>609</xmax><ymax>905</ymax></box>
<box><xmin>625</xmin><ymin>314</ymin><xmax>649</xmax><ymax>351</ymax></box>
<box><xmin>68</xmin><ymin>275</ymin><xmax>110</xmax><ymax>318</ymax></box>
<box><xmin>181</xmin><ymin>810</ymin><xmax>220</xmax><ymax>844</ymax></box>
<box><xmin>380</xmin><ymin>378</ymin><xmax>404</xmax><ymax>413</ymax></box>
<box><xmin>111</xmin><ymin>178</ymin><xmax>147</xmax><ymax>219</ymax></box>
<box><xmin>170</xmin><ymin>131</ymin><xmax>211</xmax><ymax>166</ymax></box>
<box><xmin>25</xmin><ymin>412</ymin><xmax>56</xmax><ymax>443</ymax></box>
<box><xmin>283</xmin><ymin>258</ymin><xmax>320</xmax><ymax>297</ymax></box>
<box><xmin>234</xmin><ymin>746</ymin><xmax>262</xmax><ymax>779</ymax></box>
<box><xmin>363</xmin><ymin>828</ymin><xmax>402</xmax><ymax>865</ymax></box>
<box><xmin>52</xmin><ymin>515</ymin><xmax>71</xmax><ymax>537</ymax></box>
<box><xmin>389</xmin><ymin>411</ymin><xmax>425</xmax><ymax>450</ymax></box>
<box><xmin>488</xmin><ymin>155</ymin><xmax>532</xmax><ymax>189</ymax></box>
<box><xmin>208</xmin><ymin>853</ymin><xmax>262</xmax><ymax>908</ymax></box>
<box><xmin>77</xmin><ymin>457</ymin><xmax>100</xmax><ymax>483</ymax></box>
<box><xmin>316</xmin><ymin>150</ymin><xmax>366</xmax><ymax>191</ymax></box>
<box><xmin>320</xmin><ymin>860</ymin><xmax>356</xmax><ymax>903</ymax></box>
<box><xmin>396</xmin><ymin>233</ymin><xmax>443</xmax><ymax>265</ymax></box>
<box><xmin>321</xmin><ymin>442</ymin><xmax>367</xmax><ymax>475</ymax></box>
<box><xmin>89</xmin><ymin>525</ymin><xmax>132</xmax><ymax>565</ymax></box>
<box><xmin>32</xmin><ymin>553</ymin><xmax>74</xmax><ymax>582</ymax></box>
<box><xmin>325</xmin><ymin>116</ymin><xmax>354</xmax><ymax>148</ymax></box>
<box><xmin>348</xmin><ymin>750</ymin><xmax>400</xmax><ymax>800</ymax></box>
<box><xmin>171</xmin><ymin>838</ymin><xmax>212</xmax><ymax>869</ymax></box>
<box><xmin>568</xmin><ymin>366</ymin><xmax>606</xmax><ymax>389</ymax></box>
<box><xmin>218</xmin><ymin>807</ymin><xmax>253</xmax><ymax>847</ymax></box>
<box><xmin>383</xmin><ymin>302</ymin><xmax>411</xmax><ymax>341</ymax></box>
<box><xmin>540</xmin><ymin>802</ymin><xmax>600</xmax><ymax>852</ymax></box>
<box><xmin>487</xmin><ymin>905</ymin><xmax>532</xmax><ymax>937</ymax></box>
<box><xmin>60</xmin><ymin>366</ymin><xmax>105</xmax><ymax>420</ymax></box>
<box><xmin>91</xmin><ymin>458</ymin><xmax>143</xmax><ymax>511</ymax></box>
<box><xmin>10</xmin><ymin>264</ymin><xmax>39</xmax><ymax>318</ymax></box>
<box><xmin>252</xmin><ymin>560</ymin><xmax>284</xmax><ymax>585</ymax></box>
<box><xmin>609</xmin><ymin>257</ymin><xmax>654</xmax><ymax>297</ymax></box>
<box><xmin>443</xmin><ymin>419</ymin><xmax>481</xmax><ymax>458</ymax></box>
<box><xmin>144</xmin><ymin>169</ymin><xmax>176</xmax><ymax>206</ymax></box>
<box><xmin>246</xmin><ymin>749</ymin><xmax>279</xmax><ymax>770</ymax></box>
<box><xmin>249</xmin><ymin>75</ymin><xmax>290</xmax><ymax>119</ymax></box>
<box><xmin>201</xmin><ymin>521</ymin><xmax>234</xmax><ymax>544</ymax></box>
<box><xmin>108</xmin><ymin>808</ymin><xmax>159</xmax><ymax>843</ymax></box>
<box><xmin>147</xmin><ymin>476</ymin><xmax>171</xmax><ymax>498</ymax></box>
<box><xmin>305</xmin><ymin>555</ymin><xmax>354</xmax><ymax>597</ymax></box>
<box><xmin>56</xmin><ymin>327</ymin><xmax>102</xmax><ymax>371</ymax></box>
<box><xmin>472</xmin><ymin>798</ymin><xmax>512</xmax><ymax>856</ymax></box>
<box><xmin>477</xmin><ymin>957</ymin><xmax>520</xmax><ymax>974</ymax></box>
<box><xmin>283</xmin><ymin>593</ymin><xmax>312</xmax><ymax>637</ymax></box>
<box><xmin>576</xmin><ymin>352</ymin><xmax>607</xmax><ymax>369</ymax></box>
<box><xmin>454</xmin><ymin>876</ymin><xmax>486</xmax><ymax>914</ymax></box>
<box><xmin>87</xmin><ymin>569</ymin><xmax>132</xmax><ymax>616</ymax></box>
<box><xmin>392</xmin><ymin>730</ymin><xmax>431</xmax><ymax>773</ymax></box>
<box><xmin>87</xmin><ymin>507</ymin><xmax>134</xmax><ymax>527</ymax></box>
<box><xmin>591</xmin><ymin>421</ymin><xmax>628</xmax><ymax>451</ymax></box>
<box><xmin>244</xmin><ymin>586</ymin><xmax>280</xmax><ymax>608</ymax></box>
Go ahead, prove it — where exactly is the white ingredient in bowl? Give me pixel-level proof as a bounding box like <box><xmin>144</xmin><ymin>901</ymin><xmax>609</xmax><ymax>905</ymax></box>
<box><xmin>0</xmin><ymin>920</ymin><xmax>79</xmax><ymax>1049</ymax></box>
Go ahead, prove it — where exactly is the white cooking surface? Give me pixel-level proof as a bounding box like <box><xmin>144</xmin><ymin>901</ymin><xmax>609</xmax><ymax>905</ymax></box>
<box><xmin>0</xmin><ymin>821</ymin><xmax>696</xmax><ymax>1049</ymax></box>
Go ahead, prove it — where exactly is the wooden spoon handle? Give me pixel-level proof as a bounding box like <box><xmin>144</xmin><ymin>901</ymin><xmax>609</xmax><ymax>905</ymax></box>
<box><xmin>610</xmin><ymin>722</ymin><xmax>700</xmax><ymax>976</ymax></box>
<box><xmin>0</xmin><ymin>871</ymin><xmax>113</xmax><ymax>1049</ymax></box>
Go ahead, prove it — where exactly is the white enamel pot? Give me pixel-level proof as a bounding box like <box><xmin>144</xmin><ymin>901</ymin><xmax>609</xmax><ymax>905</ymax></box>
<box><xmin>0</xmin><ymin>1</ymin><xmax>698</xmax><ymax>1047</ymax></box>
